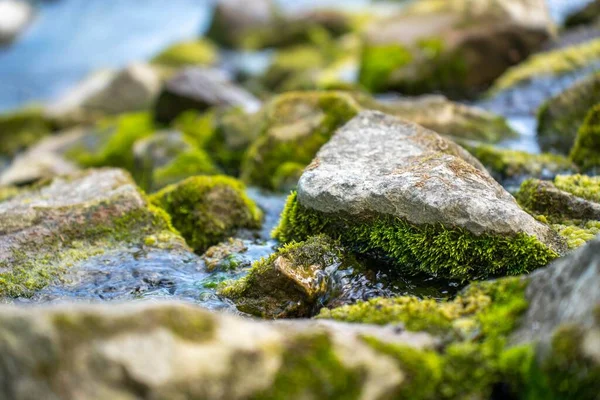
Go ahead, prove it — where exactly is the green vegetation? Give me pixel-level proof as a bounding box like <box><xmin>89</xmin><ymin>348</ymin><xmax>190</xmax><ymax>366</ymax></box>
<box><xmin>358</xmin><ymin>43</ymin><xmax>413</xmax><ymax>93</ymax></box>
<box><xmin>273</xmin><ymin>192</ymin><xmax>558</xmax><ymax>281</ymax></box>
<box><xmin>570</xmin><ymin>104</ymin><xmax>600</xmax><ymax>172</ymax></box>
<box><xmin>150</xmin><ymin>175</ymin><xmax>262</xmax><ymax>253</ymax></box>
<box><xmin>0</xmin><ymin>108</ymin><xmax>54</xmax><ymax>156</ymax></box>
<box><xmin>151</xmin><ymin>39</ymin><xmax>219</xmax><ymax>68</ymax></box>
<box><xmin>554</xmin><ymin>174</ymin><xmax>600</xmax><ymax>203</ymax></box>
<box><xmin>152</xmin><ymin>149</ymin><xmax>220</xmax><ymax>190</ymax></box>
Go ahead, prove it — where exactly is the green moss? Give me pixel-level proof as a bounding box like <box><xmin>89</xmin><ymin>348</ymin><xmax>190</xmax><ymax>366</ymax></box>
<box><xmin>465</xmin><ymin>144</ymin><xmax>574</xmax><ymax>181</ymax></box>
<box><xmin>262</xmin><ymin>45</ymin><xmax>327</xmax><ymax>90</ymax></box>
<box><xmin>0</xmin><ymin>194</ymin><xmax>182</xmax><ymax>298</ymax></box>
<box><xmin>241</xmin><ymin>91</ymin><xmax>361</xmax><ymax>190</ymax></box>
<box><xmin>537</xmin><ymin>72</ymin><xmax>600</xmax><ymax>154</ymax></box>
<box><xmin>274</xmin><ymin>192</ymin><xmax>558</xmax><ymax>281</ymax></box>
<box><xmin>551</xmin><ymin>220</ymin><xmax>600</xmax><ymax>249</ymax></box>
<box><xmin>570</xmin><ymin>104</ymin><xmax>600</xmax><ymax>171</ymax></box>
<box><xmin>152</xmin><ymin>149</ymin><xmax>220</xmax><ymax>191</ymax></box>
<box><xmin>0</xmin><ymin>186</ymin><xmax>19</xmax><ymax>202</ymax></box>
<box><xmin>171</xmin><ymin>109</ymin><xmax>216</xmax><ymax>149</ymax></box>
<box><xmin>251</xmin><ymin>333</ymin><xmax>363</xmax><ymax>400</ymax></box>
<box><xmin>358</xmin><ymin>43</ymin><xmax>413</xmax><ymax>93</ymax></box>
<box><xmin>0</xmin><ymin>108</ymin><xmax>54</xmax><ymax>156</ymax></box>
<box><xmin>68</xmin><ymin>112</ymin><xmax>157</xmax><ymax>173</ymax></box>
<box><xmin>554</xmin><ymin>174</ymin><xmax>600</xmax><ymax>203</ymax></box>
<box><xmin>565</xmin><ymin>0</ymin><xmax>600</xmax><ymax>28</ymax></box>
<box><xmin>491</xmin><ymin>38</ymin><xmax>600</xmax><ymax>93</ymax></box>
<box><xmin>219</xmin><ymin>235</ymin><xmax>343</xmax><ymax>318</ymax></box>
<box><xmin>150</xmin><ymin>175</ymin><xmax>262</xmax><ymax>253</ymax></box>
<box><xmin>151</xmin><ymin>39</ymin><xmax>219</xmax><ymax>68</ymax></box>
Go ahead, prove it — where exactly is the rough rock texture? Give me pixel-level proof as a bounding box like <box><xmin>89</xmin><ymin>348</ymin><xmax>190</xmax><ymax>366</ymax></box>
<box><xmin>0</xmin><ymin>168</ymin><xmax>187</xmax><ymax>297</ymax></box>
<box><xmin>275</xmin><ymin>111</ymin><xmax>565</xmax><ymax>279</ymax></box>
<box><xmin>299</xmin><ymin>111</ymin><xmax>561</xmax><ymax>246</ymax></box>
<box><xmin>359</xmin><ymin>0</ymin><xmax>552</xmax><ymax>95</ymax></box>
<box><xmin>537</xmin><ymin>71</ymin><xmax>600</xmax><ymax>154</ymax></box>
<box><xmin>0</xmin><ymin>128</ymin><xmax>83</xmax><ymax>186</ymax></box>
<box><xmin>154</xmin><ymin>67</ymin><xmax>261</xmax><ymax>124</ymax></box>
<box><xmin>0</xmin><ymin>301</ymin><xmax>435</xmax><ymax>400</ymax></box>
<box><xmin>0</xmin><ymin>0</ymin><xmax>33</xmax><ymax>46</ymax></box>
<box><xmin>46</xmin><ymin>64</ymin><xmax>161</xmax><ymax>125</ymax></box>
<box><xmin>512</xmin><ymin>235</ymin><xmax>600</xmax><ymax>344</ymax></box>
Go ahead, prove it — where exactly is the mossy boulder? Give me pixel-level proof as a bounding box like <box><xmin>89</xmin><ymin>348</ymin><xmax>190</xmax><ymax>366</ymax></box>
<box><xmin>359</xmin><ymin>0</ymin><xmax>552</xmax><ymax>96</ymax></box>
<box><xmin>464</xmin><ymin>143</ymin><xmax>575</xmax><ymax>184</ymax></box>
<box><xmin>150</xmin><ymin>175</ymin><xmax>262</xmax><ymax>253</ymax></box>
<box><xmin>241</xmin><ymin>91</ymin><xmax>361</xmax><ymax>190</ymax></box>
<box><xmin>0</xmin><ymin>108</ymin><xmax>55</xmax><ymax>157</ymax></box>
<box><xmin>132</xmin><ymin>130</ymin><xmax>219</xmax><ymax>192</ymax></box>
<box><xmin>274</xmin><ymin>111</ymin><xmax>565</xmax><ymax>281</ymax></box>
<box><xmin>151</xmin><ymin>39</ymin><xmax>219</xmax><ymax>68</ymax></box>
<box><xmin>0</xmin><ymin>168</ymin><xmax>187</xmax><ymax>298</ymax></box>
<box><xmin>219</xmin><ymin>235</ymin><xmax>347</xmax><ymax>318</ymax></box>
<box><xmin>516</xmin><ymin>175</ymin><xmax>600</xmax><ymax>248</ymax></box>
<box><xmin>565</xmin><ymin>0</ymin><xmax>600</xmax><ymax>28</ymax></box>
<box><xmin>154</xmin><ymin>67</ymin><xmax>261</xmax><ymax>124</ymax></box>
<box><xmin>537</xmin><ymin>71</ymin><xmax>600</xmax><ymax>154</ymax></box>
<box><xmin>490</xmin><ymin>38</ymin><xmax>600</xmax><ymax>93</ymax></box>
<box><xmin>570</xmin><ymin>103</ymin><xmax>600</xmax><ymax>172</ymax></box>
<box><xmin>202</xmin><ymin>238</ymin><xmax>248</xmax><ymax>272</ymax></box>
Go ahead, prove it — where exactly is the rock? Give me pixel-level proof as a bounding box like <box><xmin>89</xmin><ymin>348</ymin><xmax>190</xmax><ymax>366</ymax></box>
<box><xmin>206</xmin><ymin>0</ymin><xmax>352</xmax><ymax>50</ymax></box>
<box><xmin>241</xmin><ymin>91</ymin><xmax>361</xmax><ymax>190</ymax></box>
<box><xmin>0</xmin><ymin>301</ymin><xmax>436</xmax><ymax>399</ymax></box>
<box><xmin>154</xmin><ymin>67</ymin><xmax>261</xmax><ymax>124</ymax></box>
<box><xmin>0</xmin><ymin>108</ymin><xmax>55</xmax><ymax>157</ymax></box>
<box><xmin>202</xmin><ymin>238</ymin><xmax>248</xmax><ymax>272</ymax></box>
<box><xmin>151</xmin><ymin>39</ymin><xmax>219</xmax><ymax>68</ymax></box>
<box><xmin>490</xmin><ymin>38</ymin><xmax>600</xmax><ymax>94</ymax></box>
<box><xmin>537</xmin><ymin>72</ymin><xmax>600</xmax><ymax>154</ymax></box>
<box><xmin>0</xmin><ymin>0</ymin><xmax>33</xmax><ymax>46</ymax></box>
<box><xmin>150</xmin><ymin>175</ymin><xmax>262</xmax><ymax>254</ymax></box>
<box><xmin>46</xmin><ymin>64</ymin><xmax>161</xmax><ymax>125</ymax></box>
<box><xmin>565</xmin><ymin>0</ymin><xmax>600</xmax><ymax>28</ymax></box>
<box><xmin>358</xmin><ymin>94</ymin><xmax>517</xmax><ymax>143</ymax></box>
<box><xmin>274</xmin><ymin>111</ymin><xmax>565</xmax><ymax>280</ymax></box>
<box><xmin>463</xmin><ymin>143</ymin><xmax>575</xmax><ymax>185</ymax></box>
<box><xmin>0</xmin><ymin>128</ymin><xmax>83</xmax><ymax>186</ymax></box>
<box><xmin>0</xmin><ymin>168</ymin><xmax>187</xmax><ymax>298</ymax></box>
<box><xmin>359</xmin><ymin>0</ymin><xmax>552</xmax><ymax>96</ymax></box>
<box><xmin>132</xmin><ymin>130</ymin><xmax>219</xmax><ymax>192</ymax></box>
<box><xmin>570</xmin><ymin>103</ymin><xmax>600</xmax><ymax>172</ymax></box>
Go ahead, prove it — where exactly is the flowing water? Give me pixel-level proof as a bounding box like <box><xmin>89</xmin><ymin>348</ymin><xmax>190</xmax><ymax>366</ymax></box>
<box><xmin>0</xmin><ymin>0</ymin><xmax>595</xmax><ymax>307</ymax></box>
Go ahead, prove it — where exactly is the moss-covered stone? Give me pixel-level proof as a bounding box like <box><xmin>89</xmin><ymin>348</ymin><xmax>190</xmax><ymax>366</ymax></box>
<box><xmin>550</xmin><ymin>220</ymin><xmax>600</xmax><ymax>249</ymax></box>
<box><xmin>491</xmin><ymin>38</ymin><xmax>600</xmax><ymax>93</ymax></box>
<box><xmin>202</xmin><ymin>238</ymin><xmax>248</xmax><ymax>272</ymax></box>
<box><xmin>570</xmin><ymin>103</ymin><xmax>600</xmax><ymax>172</ymax></box>
<box><xmin>537</xmin><ymin>72</ymin><xmax>600</xmax><ymax>154</ymax></box>
<box><xmin>219</xmin><ymin>235</ymin><xmax>346</xmax><ymax>318</ymax></box>
<box><xmin>554</xmin><ymin>174</ymin><xmax>600</xmax><ymax>203</ymax></box>
<box><xmin>67</xmin><ymin>112</ymin><xmax>157</xmax><ymax>173</ymax></box>
<box><xmin>150</xmin><ymin>175</ymin><xmax>262</xmax><ymax>253</ymax></box>
<box><xmin>465</xmin><ymin>143</ymin><xmax>575</xmax><ymax>183</ymax></box>
<box><xmin>274</xmin><ymin>192</ymin><xmax>559</xmax><ymax>281</ymax></box>
<box><xmin>151</xmin><ymin>39</ymin><xmax>219</xmax><ymax>68</ymax></box>
<box><xmin>241</xmin><ymin>91</ymin><xmax>361</xmax><ymax>190</ymax></box>
<box><xmin>0</xmin><ymin>108</ymin><xmax>55</xmax><ymax>156</ymax></box>
<box><xmin>565</xmin><ymin>0</ymin><xmax>600</xmax><ymax>28</ymax></box>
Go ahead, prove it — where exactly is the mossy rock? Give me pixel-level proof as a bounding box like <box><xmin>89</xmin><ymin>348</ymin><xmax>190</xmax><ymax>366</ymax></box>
<box><xmin>66</xmin><ymin>111</ymin><xmax>157</xmax><ymax>174</ymax></box>
<box><xmin>202</xmin><ymin>238</ymin><xmax>248</xmax><ymax>272</ymax></box>
<box><xmin>0</xmin><ymin>169</ymin><xmax>187</xmax><ymax>298</ymax></box>
<box><xmin>570</xmin><ymin>103</ymin><xmax>600</xmax><ymax>172</ymax></box>
<box><xmin>490</xmin><ymin>38</ymin><xmax>600</xmax><ymax>94</ymax></box>
<box><xmin>0</xmin><ymin>108</ymin><xmax>55</xmax><ymax>156</ymax></box>
<box><xmin>219</xmin><ymin>235</ymin><xmax>347</xmax><ymax>318</ymax></box>
<box><xmin>554</xmin><ymin>174</ymin><xmax>600</xmax><ymax>202</ymax></box>
<box><xmin>150</xmin><ymin>175</ymin><xmax>262</xmax><ymax>253</ymax></box>
<box><xmin>464</xmin><ymin>143</ymin><xmax>575</xmax><ymax>184</ymax></box>
<box><xmin>241</xmin><ymin>91</ymin><xmax>361</xmax><ymax>190</ymax></box>
<box><xmin>537</xmin><ymin>72</ymin><xmax>600</xmax><ymax>154</ymax></box>
<box><xmin>151</xmin><ymin>39</ymin><xmax>219</xmax><ymax>68</ymax></box>
<box><xmin>565</xmin><ymin>0</ymin><xmax>600</xmax><ymax>28</ymax></box>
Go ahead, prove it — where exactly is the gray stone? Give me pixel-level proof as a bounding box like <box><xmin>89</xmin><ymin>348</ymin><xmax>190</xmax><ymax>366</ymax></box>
<box><xmin>0</xmin><ymin>301</ymin><xmax>435</xmax><ymax>399</ymax></box>
<box><xmin>512</xmin><ymin>235</ymin><xmax>600</xmax><ymax>344</ymax></box>
<box><xmin>154</xmin><ymin>67</ymin><xmax>261</xmax><ymax>124</ymax></box>
<box><xmin>298</xmin><ymin>111</ymin><xmax>564</xmax><ymax>253</ymax></box>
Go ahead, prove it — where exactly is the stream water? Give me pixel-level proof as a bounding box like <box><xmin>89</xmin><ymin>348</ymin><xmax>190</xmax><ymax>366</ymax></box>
<box><xmin>1</xmin><ymin>0</ymin><xmax>596</xmax><ymax>308</ymax></box>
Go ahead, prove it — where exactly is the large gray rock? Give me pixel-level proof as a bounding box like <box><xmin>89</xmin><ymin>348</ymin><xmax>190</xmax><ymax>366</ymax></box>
<box><xmin>154</xmin><ymin>67</ymin><xmax>261</xmax><ymax>124</ymax></box>
<box><xmin>0</xmin><ymin>0</ymin><xmax>33</xmax><ymax>45</ymax></box>
<box><xmin>0</xmin><ymin>301</ymin><xmax>435</xmax><ymax>400</ymax></box>
<box><xmin>0</xmin><ymin>168</ymin><xmax>187</xmax><ymax>298</ymax></box>
<box><xmin>512</xmin><ymin>235</ymin><xmax>600</xmax><ymax>345</ymax></box>
<box><xmin>299</xmin><ymin>111</ymin><xmax>562</xmax><ymax>247</ymax></box>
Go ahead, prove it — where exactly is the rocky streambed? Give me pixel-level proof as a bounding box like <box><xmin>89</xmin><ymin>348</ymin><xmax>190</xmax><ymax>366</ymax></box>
<box><xmin>0</xmin><ymin>0</ymin><xmax>599</xmax><ymax>398</ymax></box>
